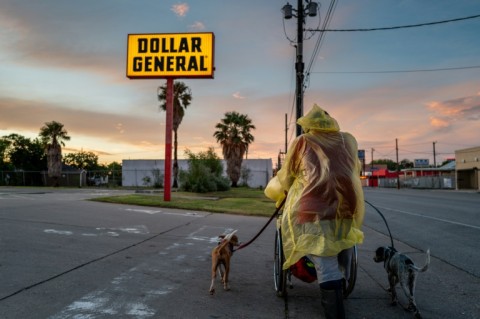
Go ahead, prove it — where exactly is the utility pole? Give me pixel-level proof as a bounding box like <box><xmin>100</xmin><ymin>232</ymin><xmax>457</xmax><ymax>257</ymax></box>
<box><xmin>295</xmin><ymin>0</ymin><xmax>304</xmax><ymax>137</ymax></box>
<box><xmin>282</xmin><ymin>1</ymin><xmax>318</xmax><ymax>137</ymax></box>
<box><xmin>371</xmin><ymin>148</ymin><xmax>375</xmax><ymax>170</ymax></box>
<box><xmin>285</xmin><ymin>113</ymin><xmax>288</xmax><ymax>154</ymax></box>
<box><xmin>433</xmin><ymin>141</ymin><xmax>437</xmax><ymax>167</ymax></box>
<box><xmin>277</xmin><ymin>114</ymin><xmax>289</xmax><ymax>171</ymax></box>
<box><xmin>396</xmin><ymin>138</ymin><xmax>400</xmax><ymax>189</ymax></box>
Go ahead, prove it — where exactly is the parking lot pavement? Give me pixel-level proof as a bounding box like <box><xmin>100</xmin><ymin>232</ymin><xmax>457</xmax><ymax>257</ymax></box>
<box><xmin>1</xmin><ymin>187</ymin><xmax>479</xmax><ymax>318</ymax></box>
<box><xmin>337</xmin><ymin>227</ymin><xmax>480</xmax><ymax>319</ymax></box>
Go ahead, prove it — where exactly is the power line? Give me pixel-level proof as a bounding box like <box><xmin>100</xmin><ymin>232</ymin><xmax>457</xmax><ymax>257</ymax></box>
<box><xmin>438</xmin><ymin>141</ymin><xmax>478</xmax><ymax>148</ymax></box>
<box><xmin>304</xmin><ymin>0</ymin><xmax>337</xmax><ymax>88</ymax></box>
<box><xmin>307</xmin><ymin>14</ymin><xmax>480</xmax><ymax>32</ymax></box>
<box><xmin>310</xmin><ymin>65</ymin><xmax>480</xmax><ymax>74</ymax></box>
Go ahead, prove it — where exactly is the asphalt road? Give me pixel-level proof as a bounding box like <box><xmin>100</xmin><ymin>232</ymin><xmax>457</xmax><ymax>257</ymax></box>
<box><xmin>0</xmin><ymin>187</ymin><xmax>479</xmax><ymax>319</ymax></box>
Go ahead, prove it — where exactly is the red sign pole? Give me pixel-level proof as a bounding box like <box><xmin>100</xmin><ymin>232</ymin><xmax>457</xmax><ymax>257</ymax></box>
<box><xmin>164</xmin><ymin>78</ymin><xmax>174</xmax><ymax>201</ymax></box>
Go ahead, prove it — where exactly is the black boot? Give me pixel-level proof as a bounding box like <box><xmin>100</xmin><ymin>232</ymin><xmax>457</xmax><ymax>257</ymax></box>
<box><xmin>320</xmin><ymin>280</ymin><xmax>345</xmax><ymax>319</ymax></box>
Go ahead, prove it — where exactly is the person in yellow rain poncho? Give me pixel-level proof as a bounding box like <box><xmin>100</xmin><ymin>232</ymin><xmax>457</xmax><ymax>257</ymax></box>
<box><xmin>265</xmin><ymin>104</ymin><xmax>364</xmax><ymax>319</ymax></box>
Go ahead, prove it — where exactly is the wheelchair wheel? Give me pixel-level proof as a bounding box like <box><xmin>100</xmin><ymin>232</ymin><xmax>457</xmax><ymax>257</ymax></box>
<box><xmin>342</xmin><ymin>244</ymin><xmax>358</xmax><ymax>298</ymax></box>
<box><xmin>273</xmin><ymin>228</ymin><xmax>287</xmax><ymax>297</ymax></box>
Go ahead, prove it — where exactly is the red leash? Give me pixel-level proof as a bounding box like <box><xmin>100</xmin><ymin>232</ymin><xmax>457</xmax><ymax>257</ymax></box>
<box><xmin>234</xmin><ymin>198</ymin><xmax>286</xmax><ymax>252</ymax></box>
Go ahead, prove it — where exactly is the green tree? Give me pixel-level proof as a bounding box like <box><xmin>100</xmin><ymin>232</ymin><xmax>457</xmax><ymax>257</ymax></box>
<box><xmin>371</xmin><ymin>158</ymin><xmax>415</xmax><ymax>170</ymax></box>
<box><xmin>1</xmin><ymin>134</ymin><xmax>46</xmax><ymax>170</ymax></box>
<box><xmin>179</xmin><ymin>148</ymin><xmax>230</xmax><ymax>193</ymax></box>
<box><xmin>213</xmin><ymin>111</ymin><xmax>255</xmax><ymax>187</ymax></box>
<box><xmin>107</xmin><ymin>161</ymin><xmax>122</xmax><ymax>171</ymax></box>
<box><xmin>158</xmin><ymin>81</ymin><xmax>192</xmax><ymax>188</ymax></box>
<box><xmin>0</xmin><ymin>137</ymin><xmax>12</xmax><ymax>170</ymax></box>
<box><xmin>63</xmin><ymin>151</ymin><xmax>100</xmax><ymax>171</ymax></box>
<box><xmin>400</xmin><ymin>158</ymin><xmax>414</xmax><ymax>169</ymax></box>
<box><xmin>39</xmin><ymin>121</ymin><xmax>71</xmax><ymax>186</ymax></box>
<box><xmin>106</xmin><ymin>161</ymin><xmax>122</xmax><ymax>186</ymax></box>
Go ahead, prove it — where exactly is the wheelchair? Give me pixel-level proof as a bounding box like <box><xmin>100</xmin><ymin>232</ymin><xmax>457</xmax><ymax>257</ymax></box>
<box><xmin>273</xmin><ymin>226</ymin><xmax>358</xmax><ymax>298</ymax></box>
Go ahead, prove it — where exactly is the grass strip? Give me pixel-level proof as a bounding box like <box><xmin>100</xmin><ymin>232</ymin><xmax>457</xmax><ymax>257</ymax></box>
<box><xmin>91</xmin><ymin>188</ymin><xmax>276</xmax><ymax>217</ymax></box>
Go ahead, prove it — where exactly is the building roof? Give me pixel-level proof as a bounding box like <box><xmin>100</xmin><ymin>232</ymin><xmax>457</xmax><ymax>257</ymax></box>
<box><xmin>440</xmin><ymin>160</ymin><xmax>456</xmax><ymax>170</ymax></box>
<box><xmin>455</xmin><ymin>146</ymin><xmax>480</xmax><ymax>153</ymax></box>
<box><xmin>402</xmin><ymin>161</ymin><xmax>456</xmax><ymax>172</ymax></box>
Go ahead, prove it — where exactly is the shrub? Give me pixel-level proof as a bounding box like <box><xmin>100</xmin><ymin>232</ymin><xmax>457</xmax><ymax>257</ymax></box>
<box><xmin>152</xmin><ymin>169</ymin><xmax>163</xmax><ymax>188</ymax></box>
<box><xmin>179</xmin><ymin>148</ymin><xmax>230</xmax><ymax>193</ymax></box>
<box><xmin>239</xmin><ymin>166</ymin><xmax>252</xmax><ymax>187</ymax></box>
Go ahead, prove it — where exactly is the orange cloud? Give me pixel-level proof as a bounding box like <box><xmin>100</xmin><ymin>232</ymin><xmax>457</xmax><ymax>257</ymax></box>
<box><xmin>425</xmin><ymin>93</ymin><xmax>480</xmax><ymax>131</ymax></box>
<box><xmin>429</xmin><ymin>117</ymin><xmax>450</xmax><ymax>128</ymax></box>
<box><xmin>426</xmin><ymin>101</ymin><xmax>462</xmax><ymax>116</ymax></box>
<box><xmin>426</xmin><ymin>94</ymin><xmax>480</xmax><ymax>119</ymax></box>
<box><xmin>115</xmin><ymin>123</ymin><xmax>125</xmax><ymax>134</ymax></box>
<box><xmin>171</xmin><ymin>3</ymin><xmax>189</xmax><ymax>17</ymax></box>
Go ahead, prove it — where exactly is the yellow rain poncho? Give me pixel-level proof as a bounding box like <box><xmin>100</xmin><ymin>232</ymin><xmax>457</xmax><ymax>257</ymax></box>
<box><xmin>265</xmin><ymin>104</ymin><xmax>365</xmax><ymax>270</ymax></box>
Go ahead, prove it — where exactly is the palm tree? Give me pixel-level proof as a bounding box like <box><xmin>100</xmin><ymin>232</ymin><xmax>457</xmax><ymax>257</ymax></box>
<box><xmin>39</xmin><ymin>121</ymin><xmax>70</xmax><ymax>186</ymax></box>
<box><xmin>213</xmin><ymin>111</ymin><xmax>255</xmax><ymax>187</ymax></box>
<box><xmin>158</xmin><ymin>81</ymin><xmax>192</xmax><ymax>188</ymax></box>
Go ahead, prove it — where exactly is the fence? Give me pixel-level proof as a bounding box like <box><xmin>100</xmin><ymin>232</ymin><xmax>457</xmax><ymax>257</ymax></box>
<box><xmin>378</xmin><ymin>175</ymin><xmax>456</xmax><ymax>189</ymax></box>
<box><xmin>3</xmin><ymin>170</ymin><xmax>456</xmax><ymax>190</ymax></box>
<box><xmin>121</xmin><ymin>168</ymin><xmax>270</xmax><ymax>188</ymax></box>
<box><xmin>0</xmin><ymin>170</ymin><xmax>122</xmax><ymax>187</ymax></box>
<box><xmin>1</xmin><ymin>171</ymin><xmax>44</xmax><ymax>187</ymax></box>
<box><xmin>122</xmin><ymin>159</ymin><xmax>273</xmax><ymax>189</ymax></box>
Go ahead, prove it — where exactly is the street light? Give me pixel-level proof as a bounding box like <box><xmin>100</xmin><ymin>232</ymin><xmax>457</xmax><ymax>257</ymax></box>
<box><xmin>282</xmin><ymin>1</ymin><xmax>319</xmax><ymax>137</ymax></box>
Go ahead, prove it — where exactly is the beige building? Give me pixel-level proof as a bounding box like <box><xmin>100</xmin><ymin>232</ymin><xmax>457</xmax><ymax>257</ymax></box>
<box><xmin>455</xmin><ymin>146</ymin><xmax>480</xmax><ymax>190</ymax></box>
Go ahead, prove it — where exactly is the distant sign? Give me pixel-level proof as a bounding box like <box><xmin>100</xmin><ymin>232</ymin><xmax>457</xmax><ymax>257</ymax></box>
<box><xmin>358</xmin><ymin>149</ymin><xmax>365</xmax><ymax>160</ymax></box>
<box><xmin>126</xmin><ymin>32</ymin><xmax>215</xmax><ymax>79</ymax></box>
<box><xmin>414</xmin><ymin>159</ymin><xmax>429</xmax><ymax>168</ymax></box>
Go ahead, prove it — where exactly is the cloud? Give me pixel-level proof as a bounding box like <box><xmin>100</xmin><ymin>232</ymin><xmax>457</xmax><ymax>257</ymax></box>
<box><xmin>171</xmin><ymin>3</ymin><xmax>189</xmax><ymax>17</ymax></box>
<box><xmin>188</xmin><ymin>21</ymin><xmax>206</xmax><ymax>31</ymax></box>
<box><xmin>0</xmin><ymin>97</ymin><xmax>161</xmax><ymax>148</ymax></box>
<box><xmin>426</xmin><ymin>94</ymin><xmax>480</xmax><ymax>119</ymax></box>
<box><xmin>115</xmin><ymin>123</ymin><xmax>125</xmax><ymax>134</ymax></box>
<box><xmin>63</xmin><ymin>147</ymin><xmax>112</xmax><ymax>156</ymax></box>
<box><xmin>232</xmin><ymin>91</ymin><xmax>246</xmax><ymax>99</ymax></box>
<box><xmin>429</xmin><ymin>117</ymin><xmax>450</xmax><ymax>129</ymax></box>
<box><xmin>425</xmin><ymin>93</ymin><xmax>480</xmax><ymax>131</ymax></box>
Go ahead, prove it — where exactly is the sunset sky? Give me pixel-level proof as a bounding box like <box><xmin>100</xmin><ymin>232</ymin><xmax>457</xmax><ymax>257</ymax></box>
<box><xmin>1</xmin><ymin>0</ymin><xmax>479</xmax><ymax>167</ymax></box>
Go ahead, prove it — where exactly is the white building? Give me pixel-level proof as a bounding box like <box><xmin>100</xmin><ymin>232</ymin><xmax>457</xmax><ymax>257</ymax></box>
<box><xmin>122</xmin><ymin>159</ymin><xmax>273</xmax><ymax>189</ymax></box>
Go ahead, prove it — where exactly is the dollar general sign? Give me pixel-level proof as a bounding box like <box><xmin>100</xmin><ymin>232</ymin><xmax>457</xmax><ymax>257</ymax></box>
<box><xmin>127</xmin><ymin>32</ymin><xmax>215</xmax><ymax>79</ymax></box>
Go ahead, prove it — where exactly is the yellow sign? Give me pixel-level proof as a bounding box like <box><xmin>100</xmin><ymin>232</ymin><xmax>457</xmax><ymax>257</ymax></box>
<box><xmin>126</xmin><ymin>32</ymin><xmax>215</xmax><ymax>79</ymax></box>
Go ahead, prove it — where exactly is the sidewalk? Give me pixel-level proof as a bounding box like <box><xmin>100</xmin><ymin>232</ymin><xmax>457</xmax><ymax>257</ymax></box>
<box><xmin>330</xmin><ymin>226</ymin><xmax>479</xmax><ymax>319</ymax></box>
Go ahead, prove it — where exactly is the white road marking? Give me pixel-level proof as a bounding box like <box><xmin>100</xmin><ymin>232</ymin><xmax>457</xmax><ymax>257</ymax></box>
<box><xmin>162</xmin><ymin>211</ymin><xmax>202</xmax><ymax>217</ymax></box>
<box><xmin>49</xmin><ymin>287</ymin><xmax>157</xmax><ymax>319</ymax></box>
<box><xmin>374</xmin><ymin>205</ymin><xmax>480</xmax><ymax>230</ymax></box>
<box><xmin>96</xmin><ymin>225</ymin><xmax>150</xmax><ymax>235</ymax></box>
<box><xmin>43</xmin><ymin>226</ymin><xmax>150</xmax><ymax>238</ymax></box>
<box><xmin>186</xmin><ymin>225</ymin><xmax>232</xmax><ymax>243</ymax></box>
<box><xmin>0</xmin><ymin>194</ymin><xmax>34</xmax><ymax>200</ymax></box>
<box><xmin>118</xmin><ymin>226</ymin><xmax>149</xmax><ymax>234</ymax></box>
<box><xmin>125</xmin><ymin>208</ymin><xmax>162</xmax><ymax>214</ymax></box>
<box><xmin>124</xmin><ymin>207</ymin><xmax>205</xmax><ymax>218</ymax></box>
<box><xmin>44</xmin><ymin>229</ymin><xmax>73</xmax><ymax>235</ymax></box>
<box><xmin>47</xmin><ymin>228</ymin><xmax>215</xmax><ymax>318</ymax></box>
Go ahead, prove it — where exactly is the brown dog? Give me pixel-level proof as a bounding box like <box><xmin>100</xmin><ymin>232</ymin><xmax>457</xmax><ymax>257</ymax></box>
<box><xmin>209</xmin><ymin>230</ymin><xmax>239</xmax><ymax>295</ymax></box>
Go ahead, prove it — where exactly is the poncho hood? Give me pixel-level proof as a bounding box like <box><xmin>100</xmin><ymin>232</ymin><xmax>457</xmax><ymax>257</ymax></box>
<box><xmin>297</xmin><ymin>104</ymin><xmax>340</xmax><ymax>133</ymax></box>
